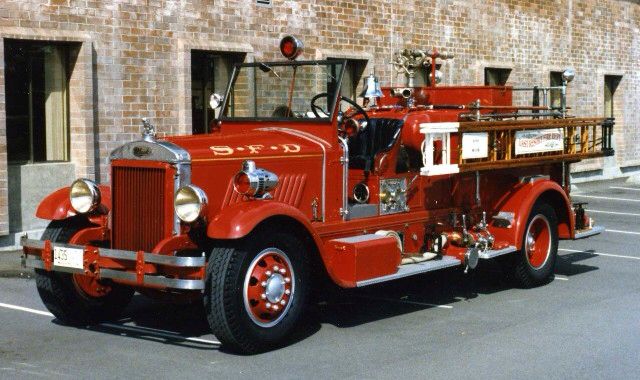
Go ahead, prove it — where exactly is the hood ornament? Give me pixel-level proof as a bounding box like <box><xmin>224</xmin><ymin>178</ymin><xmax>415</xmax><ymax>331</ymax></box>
<box><xmin>141</xmin><ymin>118</ymin><xmax>156</xmax><ymax>142</ymax></box>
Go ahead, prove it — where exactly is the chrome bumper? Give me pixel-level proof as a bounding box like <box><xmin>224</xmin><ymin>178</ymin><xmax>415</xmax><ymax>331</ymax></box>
<box><xmin>21</xmin><ymin>237</ymin><xmax>205</xmax><ymax>290</ymax></box>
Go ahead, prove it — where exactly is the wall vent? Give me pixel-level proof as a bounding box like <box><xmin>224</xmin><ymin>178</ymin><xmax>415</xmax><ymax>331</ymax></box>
<box><xmin>256</xmin><ymin>0</ymin><xmax>272</xmax><ymax>7</ymax></box>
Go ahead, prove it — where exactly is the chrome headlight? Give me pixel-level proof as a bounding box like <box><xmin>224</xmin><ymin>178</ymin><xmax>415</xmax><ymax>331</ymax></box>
<box><xmin>69</xmin><ymin>179</ymin><xmax>101</xmax><ymax>213</ymax></box>
<box><xmin>174</xmin><ymin>185</ymin><xmax>207</xmax><ymax>223</ymax></box>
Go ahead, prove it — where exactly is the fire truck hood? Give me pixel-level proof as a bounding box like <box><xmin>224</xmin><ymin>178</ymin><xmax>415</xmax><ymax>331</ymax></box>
<box><xmin>164</xmin><ymin>129</ymin><xmax>326</xmax><ymax>162</ymax></box>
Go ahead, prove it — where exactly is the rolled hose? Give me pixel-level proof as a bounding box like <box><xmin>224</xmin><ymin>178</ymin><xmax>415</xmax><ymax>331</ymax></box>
<box><xmin>375</xmin><ymin>230</ymin><xmax>437</xmax><ymax>264</ymax></box>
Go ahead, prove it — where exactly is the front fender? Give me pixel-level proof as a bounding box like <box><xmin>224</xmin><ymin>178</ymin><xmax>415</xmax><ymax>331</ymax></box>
<box><xmin>491</xmin><ymin>180</ymin><xmax>574</xmax><ymax>249</ymax></box>
<box><xmin>207</xmin><ymin>201</ymin><xmax>320</xmax><ymax>243</ymax></box>
<box><xmin>36</xmin><ymin>185</ymin><xmax>112</xmax><ymax>221</ymax></box>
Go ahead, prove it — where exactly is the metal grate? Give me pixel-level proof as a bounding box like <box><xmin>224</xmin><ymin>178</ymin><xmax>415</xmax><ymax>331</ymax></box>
<box><xmin>112</xmin><ymin>166</ymin><xmax>168</xmax><ymax>252</ymax></box>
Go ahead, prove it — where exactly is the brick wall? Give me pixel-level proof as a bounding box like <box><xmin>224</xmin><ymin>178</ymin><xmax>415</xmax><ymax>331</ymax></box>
<box><xmin>0</xmin><ymin>0</ymin><xmax>638</xmax><ymax>233</ymax></box>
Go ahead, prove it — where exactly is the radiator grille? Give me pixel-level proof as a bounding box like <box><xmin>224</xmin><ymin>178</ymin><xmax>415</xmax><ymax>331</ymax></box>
<box><xmin>112</xmin><ymin>166</ymin><xmax>169</xmax><ymax>252</ymax></box>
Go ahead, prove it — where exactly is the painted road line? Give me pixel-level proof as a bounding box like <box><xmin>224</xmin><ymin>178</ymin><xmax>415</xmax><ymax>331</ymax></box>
<box><xmin>553</xmin><ymin>275</ymin><xmax>569</xmax><ymax>281</ymax></box>
<box><xmin>571</xmin><ymin>194</ymin><xmax>640</xmax><ymax>202</ymax></box>
<box><xmin>609</xmin><ymin>186</ymin><xmax>640</xmax><ymax>191</ymax></box>
<box><xmin>0</xmin><ymin>302</ymin><xmax>54</xmax><ymax>317</ymax></box>
<box><xmin>586</xmin><ymin>209</ymin><xmax>640</xmax><ymax>217</ymax></box>
<box><xmin>559</xmin><ymin>248</ymin><xmax>640</xmax><ymax>260</ymax></box>
<box><xmin>355</xmin><ymin>295</ymin><xmax>453</xmax><ymax>309</ymax></box>
<box><xmin>606</xmin><ymin>229</ymin><xmax>640</xmax><ymax>236</ymax></box>
<box><xmin>0</xmin><ymin>301</ymin><xmax>221</xmax><ymax>346</ymax></box>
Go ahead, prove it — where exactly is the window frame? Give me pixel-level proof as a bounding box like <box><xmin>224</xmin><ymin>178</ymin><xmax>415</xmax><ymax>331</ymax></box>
<box><xmin>4</xmin><ymin>39</ymin><xmax>72</xmax><ymax>164</ymax></box>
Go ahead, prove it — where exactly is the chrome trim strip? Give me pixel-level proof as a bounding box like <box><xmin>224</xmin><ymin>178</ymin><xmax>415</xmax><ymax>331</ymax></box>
<box><xmin>256</xmin><ymin>127</ymin><xmax>329</xmax><ymax>221</ymax></box>
<box><xmin>100</xmin><ymin>269</ymin><xmax>205</xmax><ymax>290</ymax></box>
<box><xmin>22</xmin><ymin>238</ymin><xmax>205</xmax><ymax>267</ymax></box>
<box><xmin>338</xmin><ymin>136</ymin><xmax>349</xmax><ymax>221</ymax></box>
<box><xmin>144</xmin><ymin>254</ymin><xmax>205</xmax><ymax>267</ymax></box>
<box><xmin>356</xmin><ymin>256</ymin><xmax>461</xmax><ymax>287</ymax></box>
<box><xmin>574</xmin><ymin>225</ymin><xmax>605</xmax><ymax>240</ymax></box>
<box><xmin>22</xmin><ymin>238</ymin><xmax>45</xmax><ymax>249</ymax></box>
<box><xmin>143</xmin><ymin>275</ymin><xmax>204</xmax><ymax>290</ymax></box>
<box><xmin>478</xmin><ymin>246</ymin><xmax>518</xmax><ymax>259</ymax></box>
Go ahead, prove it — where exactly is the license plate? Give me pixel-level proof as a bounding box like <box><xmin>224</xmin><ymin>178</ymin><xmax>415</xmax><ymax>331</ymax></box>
<box><xmin>53</xmin><ymin>246</ymin><xmax>84</xmax><ymax>269</ymax></box>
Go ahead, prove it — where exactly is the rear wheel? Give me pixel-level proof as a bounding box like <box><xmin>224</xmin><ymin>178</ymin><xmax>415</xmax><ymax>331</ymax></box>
<box><xmin>35</xmin><ymin>218</ymin><xmax>134</xmax><ymax>326</ymax></box>
<box><xmin>512</xmin><ymin>202</ymin><xmax>559</xmax><ymax>287</ymax></box>
<box><xmin>204</xmin><ymin>230</ymin><xmax>309</xmax><ymax>354</ymax></box>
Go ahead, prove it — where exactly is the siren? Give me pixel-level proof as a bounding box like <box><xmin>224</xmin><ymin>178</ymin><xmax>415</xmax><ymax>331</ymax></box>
<box><xmin>279</xmin><ymin>35</ymin><xmax>304</xmax><ymax>60</ymax></box>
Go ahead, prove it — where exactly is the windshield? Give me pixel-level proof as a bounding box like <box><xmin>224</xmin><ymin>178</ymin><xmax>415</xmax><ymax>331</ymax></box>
<box><xmin>220</xmin><ymin>60</ymin><xmax>345</xmax><ymax>121</ymax></box>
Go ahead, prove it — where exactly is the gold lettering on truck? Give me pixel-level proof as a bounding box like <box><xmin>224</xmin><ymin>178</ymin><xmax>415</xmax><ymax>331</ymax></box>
<box><xmin>210</xmin><ymin>146</ymin><xmax>234</xmax><ymax>155</ymax></box>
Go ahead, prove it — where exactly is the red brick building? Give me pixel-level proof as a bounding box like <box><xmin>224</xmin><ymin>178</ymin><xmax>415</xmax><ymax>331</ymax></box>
<box><xmin>0</xmin><ymin>0</ymin><xmax>638</xmax><ymax>244</ymax></box>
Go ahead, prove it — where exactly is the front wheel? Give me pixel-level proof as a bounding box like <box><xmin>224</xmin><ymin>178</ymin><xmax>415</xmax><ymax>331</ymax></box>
<box><xmin>35</xmin><ymin>218</ymin><xmax>134</xmax><ymax>326</ymax></box>
<box><xmin>204</xmin><ymin>231</ymin><xmax>309</xmax><ymax>354</ymax></box>
<box><xmin>512</xmin><ymin>202</ymin><xmax>559</xmax><ymax>288</ymax></box>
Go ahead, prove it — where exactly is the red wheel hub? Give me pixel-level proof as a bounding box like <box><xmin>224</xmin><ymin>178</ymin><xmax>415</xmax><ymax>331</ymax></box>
<box><xmin>525</xmin><ymin>215</ymin><xmax>551</xmax><ymax>269</ymax></box>
<box><xmin>72</xmin><ymin>274</ymin><xmax>111</xmax><ymax>298</ymax></box>
<box><xmin>244</xmin><ymin>249</ymin><xmax>294</xmax><ymax>327</ymax></box>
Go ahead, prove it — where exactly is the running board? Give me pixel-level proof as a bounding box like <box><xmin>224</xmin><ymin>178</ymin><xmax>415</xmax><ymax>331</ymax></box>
<box><xmin>356</xmin><ymin>256</ymin><xmax>461</xmax><ymax>287</ymax></box>
<box><xmin>478</xmin><ymin>246</ymin><xmax>518</xmax><ymax>259</ymax></box>
<box><xmin>574</xmin><ymin>225</ymin><xmax>605</xmax><ymax>239</ymax></box>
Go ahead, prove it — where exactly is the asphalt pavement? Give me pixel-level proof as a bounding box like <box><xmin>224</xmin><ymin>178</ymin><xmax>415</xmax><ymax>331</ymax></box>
<box><xmin>0</xmin><ymin>178</ymin><xmax>639</xmax><ymax>379</ymax></box>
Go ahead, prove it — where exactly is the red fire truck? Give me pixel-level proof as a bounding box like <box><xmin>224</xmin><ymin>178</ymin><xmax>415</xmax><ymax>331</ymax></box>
<box><xmin>22</xmin><ymin>36</ymin><xmax>613</xmax><ymax>353</ymax></box>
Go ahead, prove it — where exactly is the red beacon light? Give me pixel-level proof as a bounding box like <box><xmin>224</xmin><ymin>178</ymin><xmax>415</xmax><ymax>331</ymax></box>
<box><xmin>279</xmin><ymin>35</ymin><xmax>304</xmax><ymax>60</ymax></box>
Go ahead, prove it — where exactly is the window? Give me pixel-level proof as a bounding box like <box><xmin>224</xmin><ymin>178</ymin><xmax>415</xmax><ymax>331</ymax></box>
<box><xmin>328</xmin><ymin>58</ymin><xmax>367</xmax><ymax>100</ymax></box>
<box><xmin>484</xmin><ymin>67</ymin><xmax>511</xmax><ymax>86</ymax></box>
<box><xmin>4</xmin><ymin>40</ymin><xmax>71</xmax><ymax>163</ymax></box>
<box><xmin>549</xmin><ymin>71</ymin><xmax>564</xmax><ymax>109</ymax></box>
<box><xmin>191</xmin><ymin>50</ymin><xmax>244</xmax><ymax>134</ymax></box>
<box><xmin>604</xmin><ymin>75</ymin><xmax>622</xmax><ymax>118</ymax></box>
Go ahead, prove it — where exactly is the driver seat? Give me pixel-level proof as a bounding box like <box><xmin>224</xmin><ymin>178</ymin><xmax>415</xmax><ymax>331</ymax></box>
<box><xmin>348</xmin><ymin>118</ymin><xmax>404</xmax><ymax>172</ymax></box>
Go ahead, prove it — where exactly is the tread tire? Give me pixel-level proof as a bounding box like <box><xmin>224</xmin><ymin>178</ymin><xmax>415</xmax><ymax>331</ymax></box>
<box><xmin>35</xmin><ymin>217</ymin><xmax>134</xmax><ymax>326</ymax></box>
<box><xmin>204</xmin><ymin>230</ymin><xmax>309</xmax><ymax>354</ymax></box>
<box><xmin>512</xmin><ymin>202</ymin><xmax>559</xmax><ymax>288</ymax></box>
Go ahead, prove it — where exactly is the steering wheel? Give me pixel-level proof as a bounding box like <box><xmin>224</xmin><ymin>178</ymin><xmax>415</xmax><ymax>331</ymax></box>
<box><xmin>310</xmin><ymin>93</ymin><xmax>370</xmax><ymax>136</ymax></box>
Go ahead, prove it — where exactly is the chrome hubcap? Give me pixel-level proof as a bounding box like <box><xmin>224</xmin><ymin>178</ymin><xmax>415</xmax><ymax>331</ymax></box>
<box><xmin>265</xmin><ymin>273</ymin><xmax>286</xmax><ymax>303</ymax></box>
<box><xmin>243</xmin><ymin>248</ymin><xmax>295</xmax><ymax>328</ymax></box>
<box><xmin>525</xmin><ymin>214</ymin><xmax>552</xmax><ymax>269</ymax></box>
<box><xmin>526</xmin><ymin>234</ymin><xmax>535</xmax><ymax>252</ymax></box>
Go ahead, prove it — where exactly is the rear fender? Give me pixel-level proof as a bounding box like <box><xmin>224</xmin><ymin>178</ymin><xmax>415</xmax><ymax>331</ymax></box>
<box><xmin>36</xmin><ymin>185</ymin><xmax>111</xmax><ymax>221</ymax></box>
<box><xmin>490</xmin><ymin>180</ymin><xmax>574</xmax><ymax>249</ymax></box>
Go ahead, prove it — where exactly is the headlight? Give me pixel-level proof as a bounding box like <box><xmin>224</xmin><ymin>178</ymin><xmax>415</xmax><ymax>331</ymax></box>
<box><xmin>174</xmin><ymin>185</ymin><xmax>207</xmax><ymax>223</ymax></box>
<box><xmin>69</xmin><ymin>179</ymin><xmax>101</xmax><ymax>213</ymax></box>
